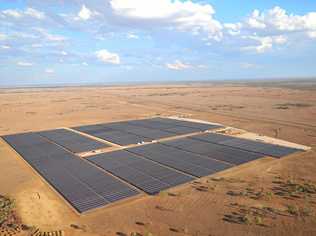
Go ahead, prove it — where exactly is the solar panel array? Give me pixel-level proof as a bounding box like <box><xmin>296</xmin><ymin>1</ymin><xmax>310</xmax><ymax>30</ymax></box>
<box><xmin>87</xmin><ymin>150</ymin><xmax>194</xmax><ymax>194</ymax></box>
<box><xmin>73</xmin><ymin>117</ymin><xmax>222</xmax><ymax>146</ymax></box>
<box><xmin>2</xmin><ymin>132</ymin><xmax>139</xmax><ymax>213</ymax></box>
<box><xmin>190</xmin><ymin>133</ymin><xmax>300</xmax><ymax>158</ymax></box>
<box><xmin>163</xmin><ymin>138</ymin><xmax>265</xmax><ymax>165</ymax></box>
<box><xmin>2</xmin><ymin>118</ymin><xmax>303</xmax><ymax>214</ymax></box>
<box><xmin>37</xmin><ymin>128</ymin><xmax>109</xmax><ymax>153</ymax></box>
<box><xmin>128</xmin><ymin>143</ymin><xmax>232</xmax><ymax>177</ymax></box>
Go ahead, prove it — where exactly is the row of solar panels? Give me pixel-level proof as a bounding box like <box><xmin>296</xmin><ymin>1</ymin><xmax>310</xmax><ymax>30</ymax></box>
<box><xmin>2</xmin><ymin>133</ymin><xmax>139</xmax><ymax>213</ymax></box>
<box><xmin>2</xmin><ymin>118</ymin><xmax>302</xmax><ymax>213</ymax></box>
<box><xmin>33</xmin><ymin>117</ymin><xmax>221</xmax><ymax>154</ymax></box>
<box><xmin>72</xmin><ymin>117</ymin><xmax>222</xmax><ymax>146</ymax></box>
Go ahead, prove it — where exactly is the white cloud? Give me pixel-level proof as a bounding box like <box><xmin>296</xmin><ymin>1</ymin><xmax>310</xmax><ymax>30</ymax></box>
<box><xmin>82</xmin><ymin>62</ymin><xmax>88</xmax><ymax>66</ymax></box>
<box><xmin>46</xmin><ymin>34</ymin><xmax>65</xmax><ymax>42</ymax></box>
<box><xmin>243</xmin><ymin>6</ymin><xmax>316</xmax><ymax>33</ymax></box>
<box><xmin>274</xmin><ymin>35</ymin><xmax>287</xmax><ymax>44</ymax></box>
<box><xmin>241</xmin><ymin>35</ymin><xmax>288</xmax><ymax>53</ymax></box>
<box><xmin>127</xmin><ymin>32</ymin><xmax>139</xmax><ymax>39</ymax></box>
<box><xmin>25</xmin><ymin>8</ymin><xmax>45</xmax><ymax>19</ymax></box>
<box><xmin>33</xmin><ymin>28</ymin><xmax>66</xmax><ymax>42</ymax></box>
<box><xmin>246</xmin><ymin>10</ymin><xmax>266</xmax><ymax>29</ymax></box>
<box><xmin>307</xmin><ymin>31</ymin><xmax>316</xmax><ymax>39</ymax></box>
<box><xmin>2</xmin><ymin>9</ymin><xmax>22</xmax><ymax>18</ymax></box>
<box><xmin>17</xmin><ymin>62</ymin><xmax>33</xmax><ymax>67</ymax></box>
<box><xmin>61</xmin><ymin>51</ymin><xmax>68</xmax><ymax>56</ymax></box>
<box><xmin>95</xmin><ymin>49</ymin><xmax>120</xmax><ymax>64</ymax></box>
<box><xmin>78</xmin><ymin>5</ymin><xmax>92</xmax><ymax>20</ymax></box>
<box><xmin>224</xmin><ymin>23</ymin><xmax>241</xmax><ymax>35</ymax></box>
<box><xmin>45</xmin><ymin>68</ymin><xmax>54</xmax><ymax>73</ymax></box>
<box><xmin>0</xmin><ymin>33</ymin><xmax>7</xmax><ymax>40</ymax></box>
<box><xmin>1</xmin><ymin>45</ymin><xmax>10</xmax><ymax>49</ymax></box>
<box><xmin>166</xmin><ymin>60</ymin><xmax>192</xmax><ymax>70</ymax></box>
<box><xmin>110</xmin><ymin>0</ymin><xmax>223</xmax><ymax>41</ymax></box>
<box><xmin>31</xmin><ymin>43</ymin><xmax>43</xmax><ymax>48</ymax></box>
<box><xmin>2</xmin><ymin>8</ymin><xmax>45</xmax><ymax>19</ymax></box>
<box><xmin>223</xmin><ymin>6</ymin><xmax>316</xmax><ymax>53</ymax></box>
<box><xmin>77</xmin><ymin>5</ymin><xmax>99</xmax><ymax>21</ymax></box>
<box><xmin>240</xmin><ymin>62</ymin><xmax>261</xmax><ymax>69</ymax></box>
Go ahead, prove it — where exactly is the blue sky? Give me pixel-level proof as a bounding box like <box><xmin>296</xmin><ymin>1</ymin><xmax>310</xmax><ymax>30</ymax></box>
<box><xmin>0</xmin><ymin>0</ymin><xmax>315</xmax><ymax>86</ymax></box>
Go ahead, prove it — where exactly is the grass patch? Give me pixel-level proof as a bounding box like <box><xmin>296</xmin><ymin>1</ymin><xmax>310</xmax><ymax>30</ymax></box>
<box><xmin>223</xmin><ymin>203</ymin><xmax>284</xmax><ymax>227</ymax></box>
<box><xmin>272</xmin><ymin>180</ymin><xmax>316</xmax><ymax>199</ymax></box>
<box><xmin>227</xmin><ymin>188</ymin><xmax>274</xmax><ymax>201</ymax></box>
<box><xmin>0</xmin><ymin>195</ymin><xmax>15</xmax><ymax>226</ymax></box>
<box><xmin>274</xmin><ymin>103</ymin><xmax>312</xmax><ymax>109</ymax></box>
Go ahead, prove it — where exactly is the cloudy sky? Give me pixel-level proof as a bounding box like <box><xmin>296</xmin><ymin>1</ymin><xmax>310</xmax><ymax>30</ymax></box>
<box><xmin>0</xmin><ymin>0</ymin><xmax>315</xmax><ymax>86</ymax></box>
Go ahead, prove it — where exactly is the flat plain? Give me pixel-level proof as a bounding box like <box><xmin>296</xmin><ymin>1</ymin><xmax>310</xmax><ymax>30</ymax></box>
<box><xmin>0</xmin><ymin>81</ymin><xmax>316</xmax><ymax>236</ymax></box>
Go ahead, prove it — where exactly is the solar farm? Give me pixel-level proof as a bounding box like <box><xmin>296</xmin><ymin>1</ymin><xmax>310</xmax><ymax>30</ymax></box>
<box><xmin>2</xmin><ymin>117</ymin><xmax>304</xmax><ymax>214</ymax></box>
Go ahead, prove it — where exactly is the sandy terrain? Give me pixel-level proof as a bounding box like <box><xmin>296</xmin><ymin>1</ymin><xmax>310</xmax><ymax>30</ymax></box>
<box><xmin>0</xmin><ymin>82</ymin><xmax>315</xmax><ymax>236</ymax></box>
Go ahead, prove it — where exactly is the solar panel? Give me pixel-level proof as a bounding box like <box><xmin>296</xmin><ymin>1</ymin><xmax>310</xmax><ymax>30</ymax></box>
<box><xmin>219</xmin><ymin>138</ymin><xmax>301</xmax><ymax>158</ymax></box>
<box><xmin>73</xmin><ymin>118</ymin><xmax>223</xmax><ymax>146</ymax></box>
<box><xmin>190</xmin><ymin>133</ymin><xmax>301</xmax><ymax>158</ymax></box>
<box><xmin>2</xmin><ymin>132</ymin><xmax>140</xmax><ymax>213</ymax></box>
<box><xmin>163</xmin><ymin>137</ymin><xmax>265</xmax><ymax>165</ymax></box>
<box><xmin>127</xmin><ymin>119</ymin><xmax>177</xmax><ymax>130</ymax></box>
<box><xmin>37</xmin><ymin>129</ymin><xmax>110</xmax><ymax>153</ymax></box>
<box><xmin>92</xmin><ymin>130</ymin><xmax>151</xmax><ymax>145</ymax></box>
<box><xmin>127</xmin><ymin>143</ymin><xmax>231</xmax><ymax>178</ymax></box>
<box><xmin>163</xmin><ymin>126</ymin><xmax>201</xmax><ymax>135</ymax></box>
<box><xmin>150</xmin><ymin>117</ymin><xmax>223</xmax><ymax>131</ymax></box>
<box><xmin>191</xmin><ymin>132</ymin><xmax>234</xmax><ymax>144</ymax></box>
<box><xmin>87</xmin><ymin>150</ymin><xmax>194</xmax><ymax>194</ymax></box>
<box><xmin>123</xmin><ymin>126</ymin><xmax>175</xmax><ymax>140</ymax></box>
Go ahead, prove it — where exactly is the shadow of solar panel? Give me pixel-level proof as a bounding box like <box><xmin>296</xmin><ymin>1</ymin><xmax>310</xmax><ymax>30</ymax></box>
<box><xmin>37</xmin><ymin>129</ymin><xmax>109</xmax><ymax>153</ymax></box>
<box><xmin>2</xmin><ymin>132</ymin><xmax>140</xmax><ymax>213</ymax></box>
<box><xmin>127</xmin><ymin>144</ymin><xmax>231</xmax><ymax>178</ymax></box>
<box><xmin>87</xmin><ymin>150</ymin><xmax>194</xmax><ymax>194</ymax></box>
<box><xmin>219</xmin><ymin>138</ymin><xmax>301</xmax><ymax>158</ymax></box>
<box><xmin>163</xmin><ymin>137</ymin><xmax>264</xmax><ymax>165</ymax></box>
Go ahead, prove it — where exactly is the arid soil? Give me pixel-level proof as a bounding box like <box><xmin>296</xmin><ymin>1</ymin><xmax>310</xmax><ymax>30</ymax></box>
<box><xmin>0</xmin><ymin>83</ymin><xmax>315</xmax><ymax>236</ymax></box>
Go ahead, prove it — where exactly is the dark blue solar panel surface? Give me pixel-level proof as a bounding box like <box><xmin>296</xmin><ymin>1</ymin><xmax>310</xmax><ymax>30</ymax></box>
<box><xmin>92</xmin><ymin>130</ymin><xmax>152</xmax><ymax>146</ymax></box>
<box><xmin>72</xmin><ymin>117</ymin><xmax>222</xmax><ymax>146</ymax></box>
<box><xmin>163</xmin><ymin>137</ymin><xmax>265</xmax><ymax>165</ymax></box>
<box><xmin>190</xmin><ymin>133</ymin><xmax>301</xmax><ymax>158</ymax></box>
<box><xmin>2</xmin><ymin>132</ymin><xmax>139</xmax><ymax>213</ymax></box>
<box><xmin>127</xmin><ymin>143</ymin><xmax>232</xmax><ymax>177</ymax></box>
<box><xmin>37</xmin><ymin>129</ymin><xmax>110</xmax><ymax>153</ymax></box>
<box><xmin>150</xmin><ymin>117</ymin><xmax>223</xmax><ymax>130</ymax></box>
<box><xmin>3</xmin><ymin>118</ymin><xmax>301</xmax><ymax>213</ymax></box>
<box><xmin>87</xmin><ymin>150</ymin><xmax>194</xmax><ymax>194</ymax></box>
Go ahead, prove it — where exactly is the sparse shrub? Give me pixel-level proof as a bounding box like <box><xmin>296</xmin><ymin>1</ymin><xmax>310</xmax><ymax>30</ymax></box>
<box><xmin>0</xmin><ymin>195</ymin><xmax>15</xmax><ymax>226</ymax></box>
<box><xmin>254</xmin><ymin>216</ymin><xmax>263</xmax><ymax>225</ymax></box>
<box><xmin>241</xmin><ymin>214</ymin><xmax>252</xmax><ymax>225</ymax></box>
<box><xmin>265</xmin><ymin>191</ymin><xmax>273</xmax><ymax>200</ymax></box>
<box><xmin>144</xmin><ymin>231</ymin><xmax>153</xmax><ymax>236</ymax></box>
<box><xmin>300</xmin><ymin>206</ymin><xmax>313</xmax><ymax>217</ymax></box>
<box><xmin>287</xmin><ymin>205</ymin><xmax>299</xmax><ymax>216</ymax></box>
<box><xmin>130</xmin><ymin>232</ymin><xmax>142</xmax><ymax>236</ymax></box>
